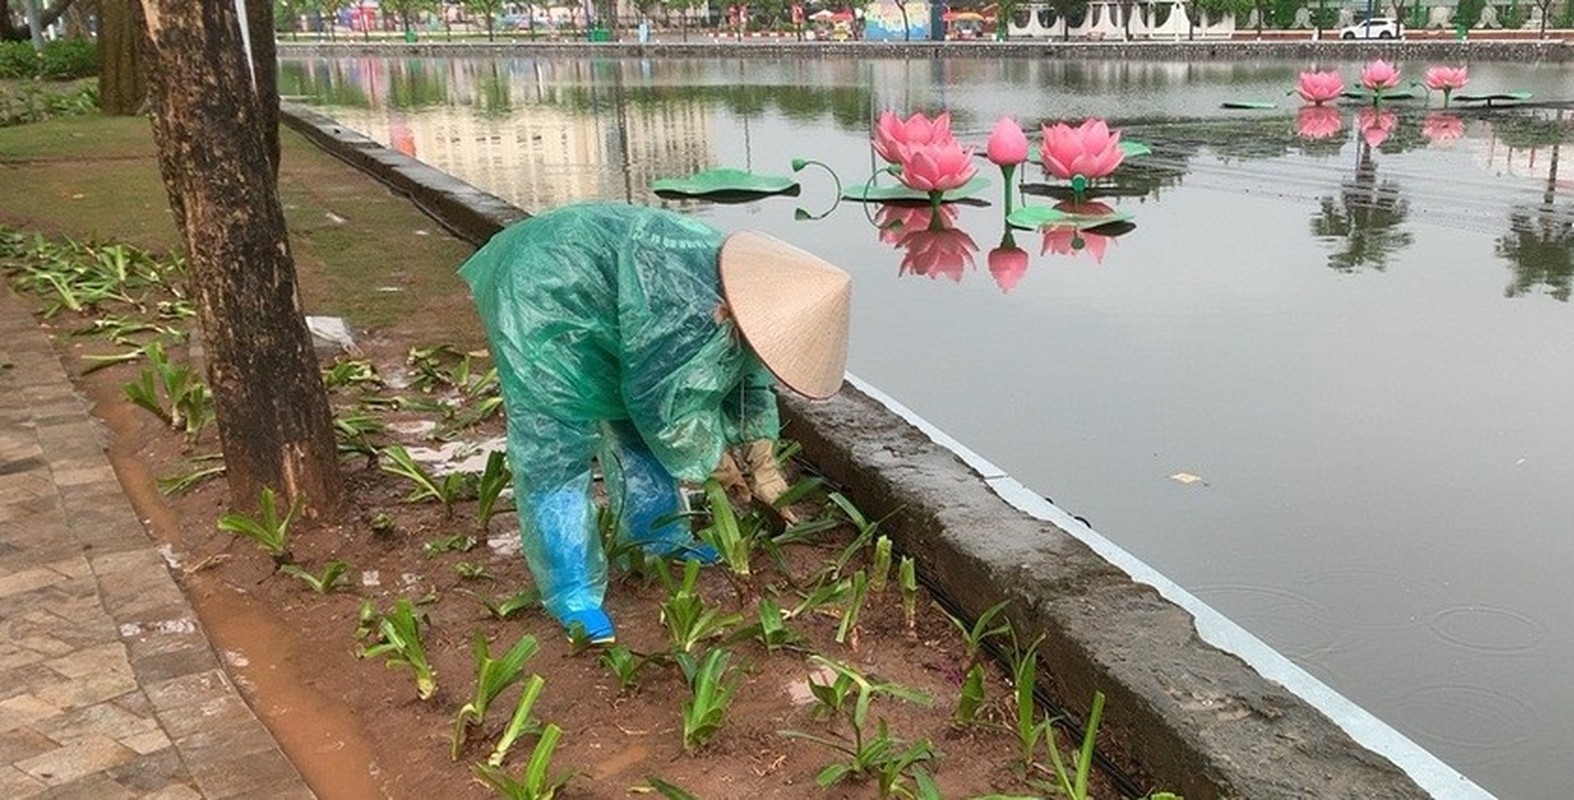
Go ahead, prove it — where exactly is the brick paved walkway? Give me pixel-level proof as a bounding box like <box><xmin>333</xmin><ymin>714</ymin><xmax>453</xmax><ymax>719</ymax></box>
<box><xmin>0</xmin><ymin>287</ymin><xmax>313</xmax><ymax>799</ymax></box>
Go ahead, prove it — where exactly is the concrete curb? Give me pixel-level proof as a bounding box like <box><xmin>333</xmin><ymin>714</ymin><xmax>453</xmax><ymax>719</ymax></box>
<box><xmin>277</xmin><ymin>38</ymin><xmax>1574</xmax><ymax>62</ymax></box>
<box><xmin>275</xmin><ymin>102</ymin><xmax>1489</xmax><ymax>798</ymax></box>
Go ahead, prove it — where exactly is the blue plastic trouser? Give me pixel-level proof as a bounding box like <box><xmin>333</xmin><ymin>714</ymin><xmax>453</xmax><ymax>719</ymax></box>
<box><xmin>505</xmin><ymin>406</ymin><xmax>692</xmax><ymax>627</ymax></box>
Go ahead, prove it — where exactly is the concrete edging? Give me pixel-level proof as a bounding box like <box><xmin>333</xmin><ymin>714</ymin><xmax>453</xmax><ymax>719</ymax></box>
<box><xmin>277</xmin><ymin>103</ymin><xmax>1488</xmax><ymax>798</ymax></box>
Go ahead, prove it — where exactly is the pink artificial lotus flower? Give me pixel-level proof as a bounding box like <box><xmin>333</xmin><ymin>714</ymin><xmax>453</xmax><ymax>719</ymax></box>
<box><xmin>897</xmin><ymin>225</ymin><xmax>979</xmax><ymax>282</ymax></box>
<box><xmin>895</xmin><ymin>138</ymin><xmax>978</xmax><ymax>195</ymax></box>
<box><xmin>1424</xmin><ymin>65</ymin><xmax>1469</xmax><ymax>92</ymax></box>
<box><xmin>1295</xmin><ymin>106</ymin><xmax>1344</xmax><ymax>140</ymax></box>
<box><xmin>1357</xmin><ymin>107</ymin><xmax>1397</xmax><ymax>148</ymax></box>
<box><xmin>1360</xmin><ymin>60</ymin><xmax>1401</xmax><ymax>92</ymax></box>
<box><xmin>988</xmin><ymin>243</ymin><xmax>1030</xmax><ymax>293</ymax></box>
<box><xmin>872</xmin><ymin>110</ymin><xmax>954</xmax><ymax>164</ymax></box>
<box><xmin>1296</xmin><ymin>70</ymin><xmax>1345</xmax><ymax>105</ymax></box>
<box><xmin>987</xmin><ymin>117</ymin><xmax>1030</xmax><ymax>167</ymax></box>
<box><xmin>1040</xmin><ymin>118</ymin><xmax>1125</xmax><ymax>181</ymax></box>
<box><xmin>874</xmin><ymin>203</ymin><xmax>956</xmax><ymax>245</ymax></box>
<box><xmin>1422</xmin><ymin>112</ymin><xmax>1465</xmax><ymax>147</ymax></box>
<box><xmin>1041</xmin><ymin>226</ymin><xmax>1113</xmax><ymax>264</ymax></box>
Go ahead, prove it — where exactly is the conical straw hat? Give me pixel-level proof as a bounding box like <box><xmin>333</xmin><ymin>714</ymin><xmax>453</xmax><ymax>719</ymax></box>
<box><xmin>718</xmin><ymin>231</ymin><xmax>852</xmax><ymax>400</ymax></box>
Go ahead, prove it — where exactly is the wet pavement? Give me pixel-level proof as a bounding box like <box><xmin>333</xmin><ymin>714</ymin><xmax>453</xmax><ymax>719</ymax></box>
<box><xmin>0</xmin><ymin>286</ymin><xmax>313</xmax><ymax>799</ymax></box>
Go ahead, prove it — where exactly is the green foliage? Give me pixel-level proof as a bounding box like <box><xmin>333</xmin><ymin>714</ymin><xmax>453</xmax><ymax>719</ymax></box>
<box><xmin>487</xmin><ymin>673</ymin><xmax>546</xmax><ymax>767</ymax></box>
<box><xmin>725</xmin><ymin>595</ymin><xmax>803</xmax><ymax>652</ymax></box>
<box><xmin>944</xmin><ymin>599</ymin><xmax>1012</xmax><ymax>670</ymax></box>
<box><xmin>954</xmin><ymin>663</ymin><xmax>987</xmax><ymax>728</ymax></box>
<box><xmin>216</xmin><ymin>487</ymin><xmax>300</xmax><ymax>563</ymax></box>
<box><xmin>465</xmin><ymin>588</ymin><xmax>541</xmax><ymax>620</ymax></box>
<box><xmin>0</xmin><ymin>39</ymin><xmax>98</xmax><ymax>80</ymax></box>
<box><xmin>899</xmin><ymin>557</ymin><xmax>919</xmax><ymax>633</ymax></box>
<box><xmin>869</xmin><ymin>535</ymin><xmax>893</xmax><ymax>594</ymax></box>
<box><xmin>782</xmin><ymin>658</ymin><xmax>939</xmax><ymax>800</ymax></box>
<box><xmin>456</xmin><ymin>561</ymin><xmax>492</xmax><ymax>580</ymax></box>
<box><xmin>1500</xmin><ymin>2</ymin><xmax>1527</xmax><ymax>28</ymax></box>
<box><xmin>835</xmin><ymin>569</ymin><xmax>869</xmax><ymax>645</ymax></box>
<box><xmin>423</xmin><ymin>533</ymin><xmax>477</xmax><ymax>557</ymax></box>
<box><xmin>333</xmin><ymin>412</ymin><xmax>383</xmax><ymax>459</ymax></box>
<box><xmin>453</xmin><ymin>633</ymin><xmax>540</xmax><ymax>760</ymax></box>
<box><xmin>642</xmin><ymin>777</ymin><xmax>700</xmax><ymax>800</ymax></box>
<box><xmin>473</xmin><ymin>722</ymin><xmax>570</xmax><ymax>799</ymax></box>
<box><xmin>1040</xmin><ymin>691</ymin><xmax>1106</xmax><ymax>800</ymax></box>
<box><xmin>322</xmin><ymin>357</ymin><xmax>383</xmax><ymax>390</ymax></box>
<box><xmin>658</xmin><ymin>559</ymin><xmax>743</xmax><ymax>654</ymax></box>
<box><xmin>1010</xmin><ymin>632</ymin><xmax>1048</xmax><ymax>766</ymax></box>
<box><xmin>476</xmin><ymin>450</ymin><xmax>512</xmax><ymax>532</ymax></box>
<box><xmin>120</xmin><ymin>340</ymin><xmax>213</xmax><ymax>441</ymax></box>
<box><xmin>279</xmin><ymin>560</ymin><xmax>350</xmax><ymax>594</ymax></box>
<box><xmin>380</xmin><ymin>444</ymin><xmax>473</xmax><ymax>516</ymax></box>
<box><xmin>599</xmin><ymin>645</ymin><xmax>651</xmax><ymax>692</ymax></box>
<box><xmin>358</xmin><ymin>598</ymin><xmax>439</xmax><ymax>700</ymax></box>
<box><xmin>0</xmin><ymin>82</ymin><xmax>98</xmax><ymax>127</ymax></box>
<box><xmin>696</xmin><ymin>478</ymin><xmax>757</xmax><ymax>578</ymax></box>
<box><xmin>676</xmin><ymin>648</ymin><xmax>744</xmax><ymax>750</ymax></box>
<box><xmin>157</xmin><ymin>455</ymin><xmax>225</xmax><ymax>496</ymax></box>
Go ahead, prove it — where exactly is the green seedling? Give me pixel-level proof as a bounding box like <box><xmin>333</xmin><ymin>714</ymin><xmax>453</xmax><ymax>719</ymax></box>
<box><xmin>465</xmin><ymin>588</ymin><xmax>541</xmax><ymax>621</ymax></box>
<box><xmin>599</xmin><ymin>645</ymin><xmax>649</xmax><ymax>693</ymax></box>
<box><xmin>473</xmin><ymin>722</ymin><xmax>569</xmax><ymax>799</ymax></box>
<box><xmin>279</xmin><ymin>560</ymin><xmax>349</xmax><ymax>594</ymax></box>
<box><xmin>642</xmin><ymin>776</ymin><xmax>700</xmax><ymax>800</ymax></box>
<box><xmin>769</xmin><ymin>510</ymin><xmax>843</xmax><ymax>548</ymax></box>
<box><xmin>380</xmin><ymin>444</ymin><xmax>473</xmax><ymax>517</ymax></box>
<box><xmin>783</xmin><ymin>577</ymin><xmax>851</xmax><ymax>621</ymax></box>
<box><xmin>1040</xmin><ymin>691</ymin><xmax>1106</xmax><ymax>800</ymax></box>
<box><xmin>836</xmin><ymin>569</ymin><xmax>870</xmax><ymax>646</ymax></box>
<box><xmin>358</xmin><ymin>598</ymin><xmax>438</xmax><ymax>700</ymax></box>
<box><xmin>487</xmin><ymin>673</ymin><xmax>545</xmax><ymax>767</ymax></box>
<box><xmin>456</xmin><ymin>562</ymin><xmax>492</xmax><ymax>580</ymax></box>
<box><xmin>121</xmin><ymin>340</ymin><xmax>212</xmax><ymax>441</ymax></box>
<box><xmin>899</xmin><ymin>557</ymin><xmax>918</xmax><ymax>633</ymax></box>
<box><xmin>954</xmin><ymin>663</ymin><xmax>987</xmax><ymax>728</ymax></box>
<box><xmin>334</xmin><ymin>413</ymin><xmax>384</xmax><ymax>460</ymax></box>
<box><xmin>322</xmin><ymin>358</ymin><xmax>383</xmax><ymax>390</ymax></box>
<box><xmin>824</xmin><ymin>491</ymin><xmax>897</xmax><ymax>580</ymax></box>
<box><xmin>216</xmin><ymin>487</ymin><xmax>300</xmax><ymax>564</ymax></box>
<box><xmin>476</xmin><ymin>450</ymin><xmax>513</xmax><ymax>533</ymax></box>
<box><xmin>945</xmin><ymin>599</ymin><xmax>1012</xmax><ymax>670</ymax></box>
<box><xmin>802</xmin><ymin>656</ymin><xmax>932</xmax><ymax>727</ymax></box>
<box><xmin>369</xmin><ymin>511</ymin><xmax>397</xmax><ymax>537</ymax></box>
<box><xmin>157</xmin><ymin>457</ymin><xmax>225</xmax><ymax>496</ymax></box>
<box><xmin>452</xmin><ymin>633</ymin><xmax>540</xmax><ymax>760</ymax></box>
<box><xmin>423</xmin><ymin>533</ymin><xmax>477</xmax><ymax>557</ymax></box>
<box><xmin>784</xmin><ymin>718</ymin><xmax>938</xmax><ymax>797</ymax></box>
<box><xmin>658</xmin><ymin>559</ymin><xmax>743</xmax><ymax>654</ymax></box>
<box><xmin>354</xmin><ymin>598</ymin><xmax>379</xmax><ymax>641</ymax></box>
<box><xmin>696</xmin><ymin>478</ymin><xmax>754</xmax><ymax>579</ymax></box>
<box><xmin>724</xmin><ymin>595</ymin><xmax>803</xmax><ymax>652</ymax></box>
<box><xmin>677</xmin><ymin>647</ymin><xmax>743</xmax><ymax>751</ymax></box>
<box><xmin>869</xmin><ymin>535</ymin><xmax>893</xmax><ymax>593</ymax></box>
<box><xmin>1011</xmin><ymin>632</ymin><xmax>1049</xmax><ymax>766</ymax></box>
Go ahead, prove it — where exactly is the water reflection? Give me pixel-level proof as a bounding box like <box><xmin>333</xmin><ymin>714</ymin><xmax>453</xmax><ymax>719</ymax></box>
<box><xmin>1497</xmin><ymin>114</ymin><xmax>1573</xmax><ymax>301</ymax></box>
<box><xmin>987</xmin><ymin>231</ymin><xmax>1031</xmax><ymax>292</ymax></box>
<box><xmin>1310</xmin><ymin>137</ymin><xmax>1412</xmax><ymax>273</ymax></box>
<box><xmin>1421</xmin><ymin>112</ymin><xmax>1464</xmax><ymax>148</ymax></box>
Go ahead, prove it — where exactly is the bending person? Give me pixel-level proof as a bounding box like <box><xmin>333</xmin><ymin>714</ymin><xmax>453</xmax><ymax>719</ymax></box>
<box><xmin>460</xmin><ymin>202</ymin><xmax>852</xmax><ymax>642</ymax></box>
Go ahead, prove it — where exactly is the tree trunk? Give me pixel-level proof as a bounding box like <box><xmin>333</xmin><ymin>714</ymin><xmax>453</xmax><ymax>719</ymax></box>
<box><xmin>242</xmin><ymin>0</ymin><xmax>280</xmax><ymax>175</ymax></box>
<box><xmin>99</xmin><ymin>0</ymin><xmax>145</xmax><ymax>115</ymax></box>
<box><xmin>132</xmin><ymin>0</ymin><xmax>342</xmax><ymax>520</ymax></box>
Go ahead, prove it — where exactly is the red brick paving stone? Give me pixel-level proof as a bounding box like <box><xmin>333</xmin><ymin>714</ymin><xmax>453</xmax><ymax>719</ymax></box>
<box><xmin>0</xmin><ymin>286</ymin><xmax>315</xmax><ymax>797</ymax></box>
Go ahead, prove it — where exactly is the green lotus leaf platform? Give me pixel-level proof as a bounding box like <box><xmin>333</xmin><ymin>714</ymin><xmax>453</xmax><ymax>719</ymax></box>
<box><xmin>1222</xmin><ymin>101</ymin><xmax>1278</xmax><ymax>110</ymax></box>
<box><xmin>1339</xmin><ymin>90</ymin><xmax>1419</xmax><ymax>102</ymax></box>
<box><xmin>1454</xmin><ymin>91</ymin><xmax>1533</xmax><ymax>106</ymax></box>
<box><xmin>841</xmin><ymin>174</ymin><xmax>991</xmax><ymax>203</ymax></box>
<box><xmin>1007</xmin><ymin>204</ymin><xmax>1135</xmax><ymax>231</ymax></box>
<box><xmin>650</xmin><ymin>168</ymin><xmax>800</xmax><ymax>197</ymax></box>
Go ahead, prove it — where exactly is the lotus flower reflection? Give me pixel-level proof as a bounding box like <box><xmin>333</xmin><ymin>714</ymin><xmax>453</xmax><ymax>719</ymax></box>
<box><xmin>1295</xmin><ymin>106</ymin><xmax>1345</xmax><ymax>141</ymax></box>
<box><xmin>875</xmin><ymin>203</ymin><xmax>957</xmax><ymax>244</ymax></box>
<box><xmin>988</xmin><ymin>237</ymin><xmax>1031</xmax><ymax>293</ymax></box>
<box><xmin>872</xmin><ymin>110</ymin><xmax>954</xmax><ymax>164</ymax></box>
<box><xmin>1041</xmin><ymin>226</ymin><xmax>1114</xmax><ymax>264</ymax></box>
<box><xmin>1041</xmin><ymin>118</ymin><xmax>1125</xmax><ymax>201</ymax></box>
<box><xmin>897</xmin><ymin>224</ymin><xmax>980</xmax><ymax>282</ymax></box>
<box><xmin>1424</xmin><ymin>65</ymin><xmax>1469</xmax><ymax>107</ymax></box>
<box><xmin>1422</xmin><ymin>112</ymin><xmax>1465</xmax><ymax>147</ymax></box>
<box><xmin>1357</xmin><ymin>107</ymin><xmax>1398</xmax><ymax>149</ymax></box>
<box><xmin>1296</xmin><ymin>70</ymin><xmax>1345</xmax><ymax>105</ymax></box>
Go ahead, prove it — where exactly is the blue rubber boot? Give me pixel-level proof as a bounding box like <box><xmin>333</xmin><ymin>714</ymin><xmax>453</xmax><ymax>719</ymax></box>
<box><xmin>560</xmin><ymin>608</ymin><xmax>616</xmax><ymax>644</ymax></box>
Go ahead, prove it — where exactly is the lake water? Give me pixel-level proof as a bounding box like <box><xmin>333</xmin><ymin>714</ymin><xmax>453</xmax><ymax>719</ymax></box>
<box><xmin>279</xmin><ymin>54</ymin><xmax>1574</xmax><ymax>797</ymax></box>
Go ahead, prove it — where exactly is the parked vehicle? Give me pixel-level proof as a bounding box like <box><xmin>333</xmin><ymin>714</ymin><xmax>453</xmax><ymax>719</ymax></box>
<box><xmin>1339</xmin><ymin>16</ymin><xmax>1401</xmax><ymax>39</ymax></box>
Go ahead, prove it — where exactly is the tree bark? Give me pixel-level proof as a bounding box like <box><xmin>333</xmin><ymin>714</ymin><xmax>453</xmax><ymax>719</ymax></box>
<box><xmin>99</xmin><ymin>0</ymin><xmax>145</xmax><ymax>116</ymax></box>
<box><xmin>133</xmin><ymin>0</ymin><xmax>342</xmax><ymax>519</ymax></box>
<box><xmin>241</xmin><ymin>0</ymin><xmax>280</xmax><ymax>175</ymax></box>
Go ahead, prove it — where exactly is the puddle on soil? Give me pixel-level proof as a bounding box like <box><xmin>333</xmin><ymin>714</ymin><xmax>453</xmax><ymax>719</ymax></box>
<box><xmin>95</xmin><ymin>398</ymin><xmax>390</xmax><ymax>800</ymax></box>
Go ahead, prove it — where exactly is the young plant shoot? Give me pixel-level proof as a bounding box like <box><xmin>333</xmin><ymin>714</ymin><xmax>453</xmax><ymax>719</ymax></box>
<box><xmin>452</xmin><ymin>633</ymin><xmax>541</xmax><ymax>760</ymax></box>
<box><xmin>358</xmin><ymin>598</ymin><xmax>438</xmax><ymax>701</ymax></box>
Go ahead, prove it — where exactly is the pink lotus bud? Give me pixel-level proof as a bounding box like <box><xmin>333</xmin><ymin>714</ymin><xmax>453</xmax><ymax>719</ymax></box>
<box><xmin>986</xmin><ymin>117</ymin><xmax>1029</xmax><ymax>167</ymax></box>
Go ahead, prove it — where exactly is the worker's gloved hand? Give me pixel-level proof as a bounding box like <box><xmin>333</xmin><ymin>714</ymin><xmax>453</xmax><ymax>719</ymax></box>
<box><xmin>711</xmin><ymin>450</ymin><xmax>751</xmax><ymax>507</ymax></box>
<box><xmin>743</xmin><ymin>439</ymin><xmax>800</xmax><ymax>524</ymax></box>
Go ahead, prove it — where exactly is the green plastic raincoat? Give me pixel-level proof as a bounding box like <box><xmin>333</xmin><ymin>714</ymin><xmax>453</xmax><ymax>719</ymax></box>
<box><xmin>460</xmin><ymin>203</ymin><xmax>779</xmax><ymax>637</ymax></box>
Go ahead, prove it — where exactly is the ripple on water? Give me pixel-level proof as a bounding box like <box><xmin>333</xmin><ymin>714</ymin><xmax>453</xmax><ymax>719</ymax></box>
<box><xmin>1427</xmin><ymin>604</ymin><xmax>1546</xmax><ymax>655</ymax></box>
<box><xmin>1299</xmin><ymin>568</ymin><xmax>1439</xmax><ymax>632</ymax></box>
<box><xmin>1188</xmin><ymin>583</ymin><xmax>1342</xmax><ymax>661</ymax></box>
<box><xmin>1389</xmin><ymin>683</ymin><xmax>1536</xmax><ymax>757</ymax></box>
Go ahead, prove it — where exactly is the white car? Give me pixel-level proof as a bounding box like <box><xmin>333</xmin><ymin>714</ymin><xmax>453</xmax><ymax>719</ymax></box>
<box><xmin>1340</xmin><ymin>16</ymin><xmax>1402</xmax><ymax>39</ymax></box>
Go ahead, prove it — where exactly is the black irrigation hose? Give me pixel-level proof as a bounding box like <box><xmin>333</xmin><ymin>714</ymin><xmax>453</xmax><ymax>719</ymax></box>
<box><xmin>915</xmin><ymin>561</ymin><xmax>1151</xmax><ymax>800</ymax></box>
